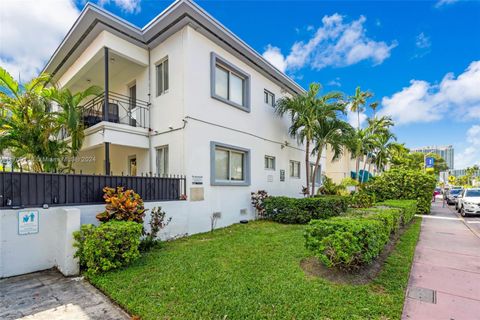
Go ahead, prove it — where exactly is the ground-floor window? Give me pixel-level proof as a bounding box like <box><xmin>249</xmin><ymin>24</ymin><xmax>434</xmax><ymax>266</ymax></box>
<box><xmin>310</xmin><ymin>163</ymin><xmax>322</xmax><ymax>185</ymax></box>
<box><xmin>289</xmin><ymin>160</ymin><xmax>300</xmax><ymax>178</ymax></box>
<box><xmin>210</xmin><ymin>142</ymin><xmax>250</xmax><ymax>186</ymax></box>
<box><xmin>156</xmin><ymin>145</ymin><xmax>168</xmax><ymax>176</ymax></box>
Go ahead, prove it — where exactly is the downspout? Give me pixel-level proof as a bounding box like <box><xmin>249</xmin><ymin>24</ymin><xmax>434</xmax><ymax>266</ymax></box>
<box><xmin>148</xmin><ymin>48</ymin><xmax>153</xmax><ymax>175</ymax></box>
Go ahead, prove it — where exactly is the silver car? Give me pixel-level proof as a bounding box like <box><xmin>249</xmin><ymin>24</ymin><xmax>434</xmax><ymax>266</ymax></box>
<box><xmin>457</xmin><ymin>188</ymin><xmax>480</xmax><ymax>217</ymax></box>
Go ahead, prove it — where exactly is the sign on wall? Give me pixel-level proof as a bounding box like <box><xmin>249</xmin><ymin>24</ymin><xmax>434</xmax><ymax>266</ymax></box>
<box><xmin>192</xmin><ymin>175</ymin><xmax>203</xmax><ymax>185</ymax></box>
<box><xmin>18</xmin><ymin>211</ymin><xmax>39</xmax><ymax>235</ymax></box>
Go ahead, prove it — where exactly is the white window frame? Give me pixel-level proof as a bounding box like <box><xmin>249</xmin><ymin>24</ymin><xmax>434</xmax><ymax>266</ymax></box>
<box><xmin>210</xmin><ymin>52</ymin><xmax>251</xmax><ymax>112</ymax></box>
<box><xmin>290</xmin><ymin>160</ymin><xmax>301</xmax><ymax>178</ymax></box>
<box><xmin>156</xmin><ymin>145</ymin><xmax>169</xmax><ymax>176</ymax></box>
<box><xmin>156</xmin><ymin>57</ymin><xmax>169</xmax><ymax>96</ymax></box>
<box><xmin>210</xmin><ymin>141</ymin><xmax>251</xmax><ymax>186</ymax></box>
<box><xmin>264</xmin><ymin>89</ymin><xmax>275</xmax><ymax>107</ymax></box>
<box><xmin>309</xmin><ymin>163</ymin><xmax>322</xmax><ymax>186</ymax></box>
<box><xmin>265</xmin><ymin>155</ymin><xmax>276</xmax><ymax>170</ymax></box>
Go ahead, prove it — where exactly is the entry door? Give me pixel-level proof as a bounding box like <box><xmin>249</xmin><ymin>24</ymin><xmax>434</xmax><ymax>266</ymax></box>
<box><xmin>128</xmin><ymin>156</ymin><xmax>137</xmax><ymax>176</ymax></box>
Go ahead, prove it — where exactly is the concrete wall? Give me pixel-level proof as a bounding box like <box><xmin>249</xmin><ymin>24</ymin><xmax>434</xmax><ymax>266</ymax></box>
<box><xmin>0</xmin><ymin>207</ymin><xmax>80</xmax><ymax>278</ymax></box>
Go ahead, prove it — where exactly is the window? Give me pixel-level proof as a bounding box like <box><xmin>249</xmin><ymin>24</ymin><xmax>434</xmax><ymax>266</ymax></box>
<box><xmin>211</xmin><ymin>52</ymin><xmax>250</xmax><ymax>111</ymax></box>
<box><xmin>310</xmin><ymin>163</ymin><xmax>322</xmax><ymax>185</ymax></box>
<box><xmin>210</xmin><ymin>142</ymin><xmax>250</xmax><ymax>186</ymax></box>
<box><xmin>156</xmin><ymin>146</ymin><xmax>168</xmax><ymax>176</ymax></box>
<box><xmin>265</xmin><ymin>155</ymin><xmax>275</xmax><ymax>170</ymax></box>
<box><xmin>264</xmin><ymin>90</ymin><xmax>275</xmax><ymax>107</ymax></box>
<box><xmin>156</xmin><ymin>58</ymin><xmax>169</xmax><ymax>96</ymax></box>
<box><xmin>289</xmin><ymin>160</ymin><xmax>300</xmax><ymax>178</ymax></box>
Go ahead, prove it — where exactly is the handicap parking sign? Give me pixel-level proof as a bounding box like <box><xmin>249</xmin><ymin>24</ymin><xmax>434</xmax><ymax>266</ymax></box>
<box><xmin>425</xmin><ymin>157</ymin><xmax>434</xmax><ymax>168</ymax></box>
<box><xmin>18</xmin><ymin>211</ymin><xmax>39</xmax><ymax>235</ymax></box>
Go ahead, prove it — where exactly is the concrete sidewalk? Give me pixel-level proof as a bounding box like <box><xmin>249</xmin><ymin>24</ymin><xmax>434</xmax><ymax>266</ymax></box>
<box><xmin>402</xmin><ymin>201</ymin><xmax>480</xmax><ymax>320</ymax></box>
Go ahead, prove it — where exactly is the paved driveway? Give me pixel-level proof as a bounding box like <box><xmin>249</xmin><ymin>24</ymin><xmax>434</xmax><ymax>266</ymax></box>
<box><xmin>0</xmin><ymin>269</ymin><xmax>130</xmax><ymax>320</ymax></box>
<box><xmin>402</xmin><ymin>201</ymin><xmax>480</xmax><ymax>319</ymax></box>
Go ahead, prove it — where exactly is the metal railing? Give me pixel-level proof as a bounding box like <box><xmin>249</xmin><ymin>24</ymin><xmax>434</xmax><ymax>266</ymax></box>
<box><xmin>81</xmin><ymin>91</ymin><xmax>150</xmax><ymax>129</ymax></box>
<box><xmin>0</xmin><ymin>169</ymin><xmax>186</xmax><ymax>208</ymax></box>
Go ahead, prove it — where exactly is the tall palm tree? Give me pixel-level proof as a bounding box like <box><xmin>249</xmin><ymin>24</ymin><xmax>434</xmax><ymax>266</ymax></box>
<box><xmin>45</xmin><ymin>86</ymin><xmax>101</xmax><ymax>172</ymax></box>
<box><xmin>275</xmin><ymin>83</ymin><xmax>323</xmax><ymax>195</ymax></box>
<box><xmin>363</xmin><ymin>116</ymin><xmax>395</xmax><ymax>178</ymax></box>
<box><xmin>370</xmin><ymin>101</ymin><xmax>379</xmax><ymax>118</ymax></box>
<box><xmin>349</xmin><ymin>86</ymin><xmax>373</xmax><ymax>129</ymax></box>
<box><xmin>311</xmin><ymin>116</ymin><xmax>353</xmax><ymax>195</ymax></box>
<box><xmin>0</xmin><ymin>67</ymin><xmax>64</xmax><ymax>172</ymax></box>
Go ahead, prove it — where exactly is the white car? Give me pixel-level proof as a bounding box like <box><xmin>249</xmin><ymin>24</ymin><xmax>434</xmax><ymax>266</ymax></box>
<box><xmin>457</xmin><ymin>188</ymin><xmax>480</xmax><ymax>217</ymax></box>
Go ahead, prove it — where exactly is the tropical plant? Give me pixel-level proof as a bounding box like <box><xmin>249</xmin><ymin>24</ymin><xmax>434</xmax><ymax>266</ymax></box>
<box><xmin>251</xmin><ymin>190</ymin><xmax>269</xmax><ymax>218</ymax></box>
<box><xmin>275</xmin><ymin>83</ymin><xmax>323</xmax><ymax>195</ymax></box>
<box><xmin>349</xmin><ymin>86</ymin><xmax>373</xmax><ymax>129</ymax></box>
<box><xmin>140</xmin><ymin>206</ymin><xmax>172</xmax><ymax>251</ymax></box>
<box><xmin>0</xmin><ymin>67</ymin><xmax>65</xmax><ymax>172</ymax></box>
<box><xmin>96</xmin><ymin>187</ymin><xmax>146</xmax><ymax>223</ymax></box>
<box><xmin>44</xmin><ymin>85</ymin><xmax>101</xmax><ymax>172</ymax></box>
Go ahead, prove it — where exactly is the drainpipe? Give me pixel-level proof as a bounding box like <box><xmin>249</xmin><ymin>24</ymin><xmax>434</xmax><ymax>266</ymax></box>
<box><xmin>104</xmin><ymin>47</ymin><xmax>110</xmax><ymax>175</ymax></box>
<box><xmin>147</xmin><ymin>48</ymin><xmax>153</xmax><ymax>176</ymax></box>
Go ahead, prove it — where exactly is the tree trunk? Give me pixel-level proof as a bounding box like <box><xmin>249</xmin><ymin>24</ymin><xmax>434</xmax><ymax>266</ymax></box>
<box><xmin>355</xmin><ymin>156</ymin><xmax>360</xmax><ymax>183</ymax></box>
<box><xmin>362</xmin><ymin>155</ymin><xmax>369</xmax><ymax>183</ymax></box>
<box><xmin>357</xmin><ymin>109</ymin><xmax>360</xmax><ymax>129</ymax></box>
<box><xmin>305</xmin><ymin>140</ymin><xmax>310</xmax><ymax>196</ymax></box>
<box><xmin>311</xmin><ymin>145</ymin><xmax>323</xmax><ymax>196</ymax></box>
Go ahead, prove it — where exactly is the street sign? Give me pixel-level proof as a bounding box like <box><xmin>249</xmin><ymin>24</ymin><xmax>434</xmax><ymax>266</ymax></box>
<box><xmin>425</xmin><ymin>157</ymin><xmax>435</xmax><ymax>168</ymax></box>
<box><xmin>18</xmin><ymin>211</ymin><xmax>39</xmax><ymax>235</ymax></box>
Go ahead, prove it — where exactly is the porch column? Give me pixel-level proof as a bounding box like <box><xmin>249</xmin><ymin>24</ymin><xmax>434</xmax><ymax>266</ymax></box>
<box><xmin>104</xmin><ymin>47</ymin><xmax>110</xmax><ymax>175</ymax></box>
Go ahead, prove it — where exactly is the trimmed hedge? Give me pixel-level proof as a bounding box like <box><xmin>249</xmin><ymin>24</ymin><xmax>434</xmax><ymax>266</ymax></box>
<box><xmin>363</xmin><ymin>169</ymin><xmax>436</xmax><ymax>214</ymax></box>
<box><xmin>305</xmin><ymin>205</ymin><xmax>411</xmax><ymax>270</ymax></box>
<box><xmin>73</xmin><ymin>221</ymin><xmax>143</xmax><ymax>275</ymax></box>
<box><xmin>376</xmin><ymin>200</ymin><xmax>417</xmax><ymax>225</ymax></box>
<box><xmin>263</xmin><ymin>196</ymin><xmax>349</xmax><ymax>224</ymax></box>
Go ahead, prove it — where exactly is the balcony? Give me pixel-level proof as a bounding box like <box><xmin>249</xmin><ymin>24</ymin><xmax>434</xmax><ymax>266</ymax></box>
<box><xmin>82</xmin><ymin>91</ymin><xmax>149</xmax><ymax>129</ymax></box>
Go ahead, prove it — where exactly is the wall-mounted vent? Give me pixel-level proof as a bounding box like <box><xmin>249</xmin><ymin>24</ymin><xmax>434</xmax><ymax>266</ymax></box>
<box><xmin>212</xmin><ymin>212</ymin><xmax>222</xmax><ymax>219</ymax></box>
<box><xmin>240</xmin><ymin>208</ymin><xmax>248</xmax><ymax>215</ymax></box>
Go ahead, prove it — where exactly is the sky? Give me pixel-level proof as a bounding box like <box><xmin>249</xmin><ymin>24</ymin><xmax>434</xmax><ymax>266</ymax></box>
<box><xmin>0</xmin><ymin>0</ymin><xmax>479</xmax><ymax>169</ymax></box>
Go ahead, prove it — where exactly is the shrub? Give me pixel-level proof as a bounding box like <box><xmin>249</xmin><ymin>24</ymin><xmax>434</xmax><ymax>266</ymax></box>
<box><xmin>96</xmin><ymin>187</ymin><xmax>146</xmax><ymax>223</ymax></box>
<box><xmin>251</xmin><ymin>190</ymin><xmax>269</xmax><ymax>218</ymax></box>
<box><xmin>140</xmin><ymin>206</ymin><xmax>172</xmax><ymax>251</ymax></box>
<box><xmin>263</xmin><ymin>195</ymin><xmax>349</xmax><ymax>224</ymax></box>
<box><xmin>363</xmin><ymin>169</ymin><xmax>436</xmax><ymax>214</ymax></box>
<box><xmin>305</xmin><ymin>207</ymin><xmax>404</xmax><ymax>270</ymax></box>
<box><xmin>73</xmin><ymin>221</ymin><xmax>142</xmax><ymax>275</ymax></box>
<box><xmin>349</xmin><ymin>190</ymin><xmax>375</xmax><ymax>208</ymax></box>
<box><xmin>376</xmin><ymin>199</ymin><xmax>417</xmax><ymax>225</ymax></box>
<box><xmin>317</xmin><ymin>176</ymin><xmax>344</xmax><ymax>195</ymax></box>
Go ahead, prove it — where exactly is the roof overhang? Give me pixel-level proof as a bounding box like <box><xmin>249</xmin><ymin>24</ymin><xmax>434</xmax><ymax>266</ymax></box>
<box><xmin>44</xmin><ymin>0</ymin><xmax>305</xmax><ymax>95</ymax></box>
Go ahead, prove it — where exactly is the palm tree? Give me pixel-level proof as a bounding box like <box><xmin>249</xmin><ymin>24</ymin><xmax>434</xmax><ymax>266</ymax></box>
<box><xmin>370</xmin><ymin>101</ymin><xmax>379</xmax><ymax>118</ymax></box>
<box><xmin>0</xmin><ymin>67</ymin><xmax>65</xmax><ymax>172</ymax></box>
<box><xmin>363</xmin><ymin>116</ymin><xmax>395</xmax><ymax>178</ymax></box>
<box><xmin>45</xmin><ymin>86</ymin><xmax>101</xmax><ymax>172</ymax></box>
<box><xmin>275</xmin><ymin>83</ymin><xmax>323</xmax><ymax>195</ymax></box>
<box><xmin>311</xmin><ymin>116</ymin><xmax>353</xmax><ymax>195</ymax></box>
<box><xmin>349</xmin><ymin>86</ymin><xmax>373</xmax><ymax>129</ymax></box>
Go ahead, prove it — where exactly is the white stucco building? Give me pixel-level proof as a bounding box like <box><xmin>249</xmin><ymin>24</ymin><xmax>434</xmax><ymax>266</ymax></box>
<box><xmin>43</xmin><ymin>0</ymin><xmax>324</xmax><ymax>230</ymax></box>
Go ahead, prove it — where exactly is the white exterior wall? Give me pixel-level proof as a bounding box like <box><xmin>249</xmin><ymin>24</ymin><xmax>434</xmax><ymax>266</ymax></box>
<box><xmin>0</xmin><ymin>208</ymin><xmax>80</xmax><ymax>278</ymax></box>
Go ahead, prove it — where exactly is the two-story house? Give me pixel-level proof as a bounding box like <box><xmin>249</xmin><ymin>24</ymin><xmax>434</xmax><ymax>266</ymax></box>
<box><xmin>44</xmin><ymin>0</ymin><xmax>325</xmax><ymax>233</ymax></box>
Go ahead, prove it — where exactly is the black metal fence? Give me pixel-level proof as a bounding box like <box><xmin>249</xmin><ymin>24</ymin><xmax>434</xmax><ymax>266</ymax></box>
<box><xmin>0</xmin><ymin>171</ymin><xmax>186</xmax><ymax>208</ymax></box>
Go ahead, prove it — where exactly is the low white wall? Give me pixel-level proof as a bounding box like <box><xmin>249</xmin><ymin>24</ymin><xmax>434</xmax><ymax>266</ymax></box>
<box><xmin>0</xmin><ymin>207</ymin><xmax>80</xmax><ymax>278</ymax></box>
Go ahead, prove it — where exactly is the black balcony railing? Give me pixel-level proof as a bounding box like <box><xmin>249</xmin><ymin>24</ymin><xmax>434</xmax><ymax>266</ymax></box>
<box><xmin>0</xmin><ymin>169</ymin><xmax>186</xmax><ymax>208</ymax></box>
<box><xmin>81</xmin><ymin>91</ymin><xmax>149</xmax><ymax>129</ymax></box>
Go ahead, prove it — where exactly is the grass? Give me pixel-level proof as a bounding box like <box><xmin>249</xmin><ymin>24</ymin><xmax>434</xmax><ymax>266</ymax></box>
<box><xmin>89</xmin><ymin>218</ymin><xmax>421</xmax><ymax>320</ymax></box>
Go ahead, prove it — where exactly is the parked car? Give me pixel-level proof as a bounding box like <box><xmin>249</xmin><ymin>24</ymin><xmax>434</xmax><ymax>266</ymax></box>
<box><xmin>457</xmin><ymin>188</ymin><xmax>480</xmax><ymax>217</ymax></box>
<box><xmin>446</xmin><ymin>188</ymin><xmax>463</xmax><ymax>205</ymax></box>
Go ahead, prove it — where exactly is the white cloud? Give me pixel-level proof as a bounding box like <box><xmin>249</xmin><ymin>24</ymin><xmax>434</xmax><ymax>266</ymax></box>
<box><xmin>262</xmin><ymin>45</ymin><xmax>287</xmax><ymax>72</ymax></box>
<box><xmin>415</xmin><ymin>32</ymin><xmax>431</xmax><ymax>49</ymax></box>
<box><xmin>327</xmin><ymin>77</ymin><xmax>342</xmax><ymax>87</ymax></box>
<box><xmin>347</xmin><ymin>109</ymin><xmax>367</xmax><ymax>129</ymax></box>
<box><xmin>97</xmin><ymin>0</ymin><xmax>141</xmax><ymax>13</ymax></box>
<box><xmin>262</xmin><ymin>14</ymin><xmax>397</xmax><ymax>72</ymax></box>
<box><xmin>0</xmin><ymin>0</ymin><xmax>80</xmax><ymax>81</ymax></box>
<box><xmin>379</xmin><ymin>60</ymin><xmax>480</xmax><ymax>125</ymax></box>
<box><xmin>455</xmin><ymin>125</ymin><xmax>480</xmax><ymax>168</ymax></box>
<box><xmin>435</xmin><ymin>0</ymin><xmax>459</xmax><ymax>8</ymax></box>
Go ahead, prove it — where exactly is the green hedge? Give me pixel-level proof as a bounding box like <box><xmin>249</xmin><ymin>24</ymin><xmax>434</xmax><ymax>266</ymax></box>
<box><xmin>364</xmin><ymin>169</ymin><xmax>436</xmax><ymax>214</ymax></box>
<box><xmin>73</xmin><ymin>221</ymin><xmax>143</xmax><ymax>275</ymax></box>
<box><xmin>375</xmin><ymin>200</ymin><xmax>417</xmax><ymax>225</ymax></box>
<box><xmin>305</xmin><ymin>206</ymin><xmax>406</xmax><ymax>270</ymax></box>
<box><xmin>263</xmin><ymin>196</ymin><xmax>349</xmax><ymax>224</ymax></box>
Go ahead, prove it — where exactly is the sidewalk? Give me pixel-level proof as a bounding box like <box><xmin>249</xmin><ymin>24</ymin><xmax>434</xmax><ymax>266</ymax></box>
<box><xmin>402</xmin><ymin>201</ymin><xmax>480</xmax><ymax>320</ymax></box>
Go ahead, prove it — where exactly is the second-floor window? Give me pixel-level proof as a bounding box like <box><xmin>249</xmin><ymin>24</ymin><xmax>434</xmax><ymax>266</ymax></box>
<box><xmin>156</xmin><ymin>58</ymin><xmax>169</xmax><ymax>96</ymax></box>
<box><xmin>290</xmin><ymin>160</ymin><xmax>300</xmax><ymax>178</ymax></box>
<box><xmin>264</xmin><ymin>90</ymin><xmax>275</xmax><ymax>107</ymax></box>
<box><xmin>211</xmin><ymin>52</ymin><xmax>250</xmax><ymax>112</ymax></box>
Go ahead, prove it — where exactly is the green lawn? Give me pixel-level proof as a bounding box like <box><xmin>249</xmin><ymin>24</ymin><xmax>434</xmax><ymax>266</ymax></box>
<box><xmin>89</xmin><ymin>218</ymin><xmax>421</xmax><ymax>320</ymax></box>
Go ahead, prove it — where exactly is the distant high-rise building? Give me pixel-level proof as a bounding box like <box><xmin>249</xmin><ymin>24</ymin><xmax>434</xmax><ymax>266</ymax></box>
<box><xmin>410</xmin><ymin>145</ymin><xmax>454</xmax><ymax>169</ymax></box>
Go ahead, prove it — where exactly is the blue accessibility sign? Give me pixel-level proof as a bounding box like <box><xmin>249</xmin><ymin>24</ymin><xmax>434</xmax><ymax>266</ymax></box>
<box><xmin>425</xmin><ymin>157</ymin><xmax>435</xmax><ymax>168</ymax></box>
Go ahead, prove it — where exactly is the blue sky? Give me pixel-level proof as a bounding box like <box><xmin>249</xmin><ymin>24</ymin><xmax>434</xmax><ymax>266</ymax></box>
<box><xmin>1</xmin><ymin>0</ymin><xmax>479</xmax><ymax>168</ymax></box>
